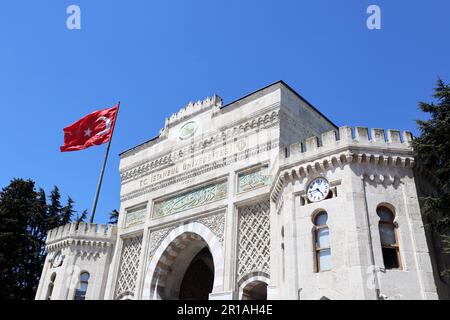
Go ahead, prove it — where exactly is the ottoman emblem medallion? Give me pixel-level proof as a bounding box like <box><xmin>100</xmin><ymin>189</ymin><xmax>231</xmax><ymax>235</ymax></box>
<box><xmin>179</xmin><ymin>121</ymin><xmax>198</xmax><ymax>140</ymax></box>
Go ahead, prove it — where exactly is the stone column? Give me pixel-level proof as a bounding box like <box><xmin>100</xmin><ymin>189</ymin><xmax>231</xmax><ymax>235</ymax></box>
<box><xmin>281</xmin><ymin>180</ymin><xmax>299</xmax><ymax>299</ymax></box>
<box><xmin>134</xmin><ymin>228</ymin><xmax>150</xmax><ymax>300</ymax></box>
<box><xmin>268</xmin><ymin>197</ymin><xmax>280</xmax><ymax>300</ymax></box>
<box><xmin>104</xmin><ymin>237</ymin><xmax>123</xmax><ymax>300</ymax></box>
<box><xmin>219</xmin><ymin>176</ymin><xmax>239</xmax><ymax>299</ymax></box>
<box><xmin>347</xmin><ymin>167</ymin><xmax>377</xmax><ymax>299</ymax></box>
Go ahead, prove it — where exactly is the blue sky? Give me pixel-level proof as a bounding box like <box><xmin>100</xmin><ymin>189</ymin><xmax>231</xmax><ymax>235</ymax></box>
<box><xmin>0</xmin><ymin>0</ymin><xmax>449</xmax><ymax>224</ymax></box>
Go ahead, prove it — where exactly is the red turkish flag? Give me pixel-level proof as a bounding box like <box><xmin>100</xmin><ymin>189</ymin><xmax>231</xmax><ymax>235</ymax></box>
<box><xmin>60</xmin><ymin>103</ymin><xmax>119</xmax><ymax>152</ymax></box>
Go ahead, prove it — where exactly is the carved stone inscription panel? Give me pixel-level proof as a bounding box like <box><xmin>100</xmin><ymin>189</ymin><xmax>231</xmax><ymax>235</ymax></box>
<box><xmin>153</xmin><ymin>180</ymin><xmax>228</xmax><ymax>218</ymax></box>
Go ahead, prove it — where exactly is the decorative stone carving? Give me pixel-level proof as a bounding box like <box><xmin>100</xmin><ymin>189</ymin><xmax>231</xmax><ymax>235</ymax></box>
<box><xmin>115</xmin><ymin>236</ymin><xmax>143</xmax><ymax>299</ymax></box>
<box><xmin>153</xmin><ymin>180</ymin><xmax>227</xmax><ymax>218</ymax></box>
<box><xmin>148</xmin><ymin>212</ymin><xmax>226</xmax><ymax>260</ymax></box>
<box><xmin>148</xmin><ymin>226</ymin><xmax>173</xmax><ymax>257</ymax></box>
<box><xmin>237</xmin><ymin>201</ymin><xmax>271</xmax><ymax>282</ymax></box>
<box><xmin>124</xmin><ymin>206</ymin><xmax>146</xmax><ymax>228</ymax></box>
<box><xmin>120</xmin><ymin>140</ymin><xmax>279</xmax><ymax>202</ymax></box>
<box><xmin>165</xmin><ymin>95</ymin><xmax>223</xmax><ymax>128</ymax></box>
<box><xmin>45</xmin><ymin>223</ymin><xmax>116</xmax><ymax>254</ymax></box>
<box><xmin>271</xmin><ymin>126</ymin><xmax>415</xmax><ymax>203</ymax></box>
<box><xmin>119</xmin><ymin>110</ymin><xmax>280</xmax><ymax>184</ymax></box>
<box><xmin>197</xmin><ymin>213</ymin><xmax>226</xmax><ymax>245</ymax></box>
<box><xmin>238</xmin><ymin>166</ymin><xmax>269</xmax><ymax>193</ymax></box>
<box><xmin>178</xmin><ymin>121</ymin><xmax>199</xmax><ymax>140</ymax></box>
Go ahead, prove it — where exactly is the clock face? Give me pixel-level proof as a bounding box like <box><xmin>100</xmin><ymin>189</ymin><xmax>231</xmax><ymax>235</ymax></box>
<box><xmin>179</xmin><ymin>121</ymin><xmax>198</xmax><ymax>140</ymax></box>
<box><xmin>307</xmin><ymin>178</ymin><xmax>330</xmax><ymax>202</ymax></box>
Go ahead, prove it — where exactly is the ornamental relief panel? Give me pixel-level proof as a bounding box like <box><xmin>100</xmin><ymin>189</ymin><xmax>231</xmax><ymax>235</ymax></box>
<box><xmin>238</xmin><ymin>165</ymin><xmax>269</xmax><ymax>193</ymax></box>
<box><xmin>148</xmin><ymin>212</ymin><xmax>226</xmax><ymax>258</ymax></box>
<box><xmin>237</xmin><ymin>201</ymin><xmax>271</xmax><ymax>282</ymax></box>
<box><xmin>148</xmin><ymin>226</ymin><xmax>173</xmax><ymax>257</ymax></box>
<box><xmin>120</xmin><ymin>139</ymin><xmax>279</xmax><ymax>202</ymax></box>
<box><xmin>120</xmin><ymin>109</ymin><xmax>279</xmax><ymax>184</ymax></box>
<box><xmin>152</xmin><ymin>180</ymin><xmax>227</xmax><ymax>218</ymax></box>
<box><xmin>137</xmin><ymin>139</ymin><xmax>247</xmax><ymax>189</ymax></box>
<box><xmin>124</xmin><ymin>205</ymin><xmax>147</xmax><ymax>228</ymax></box>
<box><xmin>115</xmin><ymin>236</ymin><xmax>143</xmax><ymax>299</ymax></box>
<box><xmin>197</xmin><ymin>212</ymin><xmax>226</xmax><ymax>245</ymax></box>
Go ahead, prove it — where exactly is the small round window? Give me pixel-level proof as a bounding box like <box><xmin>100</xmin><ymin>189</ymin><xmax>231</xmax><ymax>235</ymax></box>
<box><xmin>179</xmin><ymin>121</ymin><xmax>198</xmax><ymax>140</ymax></box>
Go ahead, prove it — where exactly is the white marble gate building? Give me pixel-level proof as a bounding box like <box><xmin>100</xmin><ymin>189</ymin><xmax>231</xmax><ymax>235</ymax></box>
<box><xmin>36</xmin><ymin>81</ymin><xmax>450</xmax><ymax>300</ymax></box>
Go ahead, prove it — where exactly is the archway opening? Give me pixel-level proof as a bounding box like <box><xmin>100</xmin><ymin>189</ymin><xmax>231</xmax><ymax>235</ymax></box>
<box><xmin>179</xmin><ymin>247</ymin><xmax>214</xmax><ymax>300</ymax></box>
<box><xmin>152</xmin><ymin>232</ymin><xmax>216</xmax><ymax>300</ymax></box>
<box><xmin>242</xmin><ymin>281</ymin><xmax>268</xmax><ymax>300</ymax></box>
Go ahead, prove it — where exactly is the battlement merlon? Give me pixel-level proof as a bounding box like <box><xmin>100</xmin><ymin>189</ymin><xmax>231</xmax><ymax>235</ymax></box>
<box><xmin>281</xmin><ymin>126</ymin><xmax>414</xmax><ymax>166</ymax></box>
<box><xmin>45</xmin><ymin>223</ymin><xmax>117</xmax><ymax>249</ymax></box>
<box><xmin>163</xmin><ymin>95</ymin><xmax>223</xmax><ymax>129</ymax></box>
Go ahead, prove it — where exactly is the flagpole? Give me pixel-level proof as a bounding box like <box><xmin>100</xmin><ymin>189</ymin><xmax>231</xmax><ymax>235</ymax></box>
<box><xmin>89</xmin><ymin>101</ymin><xmax>121</xmax><ymax>224</ymax></box>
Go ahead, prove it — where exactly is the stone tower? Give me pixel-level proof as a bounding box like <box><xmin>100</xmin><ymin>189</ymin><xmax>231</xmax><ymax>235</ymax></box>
<box><xmin>35</xmin><ymin>223</ymin><xmax>116</xmax><ymax>300</ymax></box>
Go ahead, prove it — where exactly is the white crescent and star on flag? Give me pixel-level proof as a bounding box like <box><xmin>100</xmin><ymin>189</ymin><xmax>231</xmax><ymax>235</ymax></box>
<box><xmin>60</xmin><ymin>103</ymin><xmax>119</xmax><ymax>153</ymax></box>
<box><xmin>83</xmin><ymin>116</ymin><xmax>112</xmax><ymax>137</ymax></box>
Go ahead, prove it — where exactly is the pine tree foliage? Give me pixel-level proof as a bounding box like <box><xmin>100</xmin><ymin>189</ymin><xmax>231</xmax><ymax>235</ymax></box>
<box><xmin>0</xmin><ymin>179</ymin><xmax>78</xmax><ymax>299</ymax></box>
<box><xmin>61</xmin><ymin>197</ymin><xmax>75</xmax><ymax>225</ymax></box>
<box><xmin>0</xmin><ymin>179</ymin><xmax>38</xmax><ymax>300</ymax></box>
<box><xmin>412</xmin><ymin>78</ymin><xmax>450</xmax><ymax>276</ymax></box>
<box><xmin>47</xmin><ymin>186</ymin><xmax>62</xmax><ymax>230</ymax></box>
<box><xmin>75</xmin><ymin>209</ymin><xmax>88</xmax><ymax>227</ymax></box>
<box><xmin>109</xmin><ymin>209</ymin><xmax>119</xmax><ymax>224</ymax></box>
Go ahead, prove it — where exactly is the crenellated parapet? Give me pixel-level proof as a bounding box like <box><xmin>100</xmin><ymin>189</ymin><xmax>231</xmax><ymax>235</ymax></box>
<box><xmin>271</xmin><ymin>126</ymin><xmax>416</xmax><ymax>202</ymax></box>
<box><xmin>282</xmin><ymin>126</ymin><xmax>413</xmax><ymax>161</ymax></box>
<box><xmin>45</xmin><ymin>222</ymin><xmax>117</xmax><ymax>253</ymax></box>
<box><xmin>164</xmin><ymin>95</ymin><xmax>223</xmax><ymax>129</ymax></box>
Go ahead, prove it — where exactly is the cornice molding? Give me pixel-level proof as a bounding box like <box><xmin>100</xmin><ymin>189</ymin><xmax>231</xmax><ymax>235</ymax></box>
<box><xmin>270</xmin><ymin>150</ymin><xmax>414</xmax><ymax>202</ymax></box>
<box><xmin>120</xmin><ymin>139</ymin><xmax>280</xmax><ymax>202</ymax></box>
<box><xmin>120</xmin><ymin>108</ymin><xmax>280</xmax><ymax>184</ymax></box>
<box><xmin>46</xmin><ymin>238</ymin><xmax>114</xmax><ymax>253</ymax></box>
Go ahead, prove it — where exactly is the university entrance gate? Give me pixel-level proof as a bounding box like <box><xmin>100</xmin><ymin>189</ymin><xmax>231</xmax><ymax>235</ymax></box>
<box><xmin>143</xmin><ymin>222</ymin><xmax>225</xmax><ymax>300</ymax></box>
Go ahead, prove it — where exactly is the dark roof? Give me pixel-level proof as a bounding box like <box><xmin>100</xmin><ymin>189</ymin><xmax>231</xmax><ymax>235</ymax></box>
<box><xmin>119</xmin><ymin>80</ymin><xmax>337</xmax><ymax>157</ymax></box>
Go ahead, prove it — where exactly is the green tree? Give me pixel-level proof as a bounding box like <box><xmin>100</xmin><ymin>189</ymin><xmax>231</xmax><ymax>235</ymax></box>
<box><xmin>108</xmin><ymin>209</ymin><xmax>119</xmax><ymax>224</ymax></box>
<box><xmin>47</xmin><ymin>186</ymin><xmax>62</xmax><ymax>230</ymax></box>
<box><xmin>75</xmin><ymin>209</ymin><xmax>88</xmax><ymax>228</ymax></box>
<box><xmin>412</xmin><ymin>78</ymin><xmax>450</xmax><ymax>274</ymax></box>
<box><xmin>0</xmin><ymin>179</ymin><xmax>78</xmax><ymax>299</ymax></box>
<box><xmin>0</xmin><ymin>179</ymin><xmax>38</xmax><ymax>300</ymax></box>
<box><xmin>28</xmin><ymin>188</ymin><xmax>50</xmax><ymax>293</ymax></box>
<box><xmin>30</xmin><ymin>188</ymin><xmax>48</xmax><ymax>242</ymax></box>
<box><xmin>60</xmin><ymin>197</ymin><xmax>76</xmax><ymax>225</ymax></box>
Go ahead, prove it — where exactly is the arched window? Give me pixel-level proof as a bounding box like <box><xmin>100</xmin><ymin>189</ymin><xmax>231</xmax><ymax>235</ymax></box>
<box><xmin>46</xmin><ymin>273</ymin><xmax>56</xmax><ymax>300</ymax></box>
<box><xmin>314</xmin><ymin>211</ymin><xmax>332</xmax><ymax>272</ymax></box>
<box><xmin>74</xmin><ymin>272</ymin><xmax>90</xmax><ymax>300</ymax></box>
<box><xmin>377</xmin><ymin>206</ymin><xmax>401</xmax><ymax>269</ymax></box>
